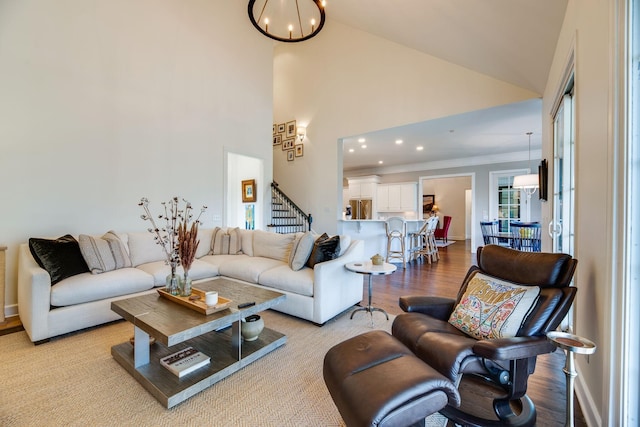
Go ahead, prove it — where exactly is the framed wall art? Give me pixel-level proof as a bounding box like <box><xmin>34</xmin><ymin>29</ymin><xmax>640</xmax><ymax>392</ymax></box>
<box><xmin>273</xmin><ymin>134</ymin><xmax>282</xmax><ymax>146</ymax></box>
<box><xmin>286</xmin><ymin>120</ymin><xmax>296</xmax><ymax>138</ymax></box>
<box><xmin>278</xmin><ymin>123</ymin><xmax>285</xmax><ymax>133</ymax></box>
<box><xmin>282</xmin><ymin>139</ymin><xmax>294</xmax><ymax>150</ymax></box>
<box><xmin>295</xmin><ymin>144</ymin><xmax>304</xmax><ymax>157</ymax></box>
<box><xmin>422</xmin><ymin>195</ymin><xmax>435</xmax><ymax>214</ymax></box>
<box><xmin>242</xmin><ymin>179</ymin><xmax>257</xmax><ymax>203</ymax></box>
<box><xmin>287</xmin><ymin>150</ymin><xmax>294</xmax><ymax>161</ymax></box>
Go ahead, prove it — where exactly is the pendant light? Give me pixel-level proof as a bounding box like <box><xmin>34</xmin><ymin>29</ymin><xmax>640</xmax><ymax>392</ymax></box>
<box><xmin>512</xmin><ymin>132</ymin><xmax>539</xmax><ymax>199</ymax></box>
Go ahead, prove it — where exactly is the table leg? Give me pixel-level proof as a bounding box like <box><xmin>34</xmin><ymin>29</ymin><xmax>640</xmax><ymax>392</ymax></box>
<box><xmin>134</xmin><ymin>326</ymin><xmax>150</xmax><ymax>368</ymax></box>
<box><xmin>231</xmin><ymin>320</ymin><xmax>241</xmax><ymax>361</ymax></box>
<box><xmin>350</xmin><ymin>275</ymin><xmax>389</xmax><ymax>326</ymax></box>
<box><xmin>563</xmin><ymin>349</ymin><xmax>577</xmax><ymax>427</ymax></box>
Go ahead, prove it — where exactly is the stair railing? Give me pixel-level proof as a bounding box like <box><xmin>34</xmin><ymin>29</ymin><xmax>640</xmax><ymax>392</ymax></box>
<box><xmin>269</xmin><ymin>182</ymin><xmax>312</xmax><ymax>234</ymax></box>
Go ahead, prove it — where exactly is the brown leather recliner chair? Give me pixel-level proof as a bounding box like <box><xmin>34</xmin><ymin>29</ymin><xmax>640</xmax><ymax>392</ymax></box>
<box><xmin>324</xmin><ymin>244</ymin><xmax>577</xmax><ymax>427</ymax></box>
<box><xmin>393</xmin><ymin>244</ymin><xmax>577</xmax><ymax>426</ymax></box>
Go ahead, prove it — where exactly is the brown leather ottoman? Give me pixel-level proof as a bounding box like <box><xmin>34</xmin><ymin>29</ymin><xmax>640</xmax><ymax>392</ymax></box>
<box><xmin>323</xmin><ymin>330</ymin><xmax>460</xmax><ymax>427</ymax></box>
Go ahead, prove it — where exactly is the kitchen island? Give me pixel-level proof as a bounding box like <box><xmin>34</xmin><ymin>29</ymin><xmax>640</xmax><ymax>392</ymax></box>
<box><xmin>338</xmin><ymin>219</ymin><xmax>425</xmax><ymax>261</ymax></box>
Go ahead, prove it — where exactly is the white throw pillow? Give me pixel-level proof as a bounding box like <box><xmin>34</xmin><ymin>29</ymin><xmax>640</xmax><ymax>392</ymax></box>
<box><xmin>338</xmin><ymin>234</ymin><xmax>351</xmax><ymax>256</ymax></box>
<box><xmin>289</xmin><ymin>232</ymin><xmax>315</xmax><ymax>271</ymax></box>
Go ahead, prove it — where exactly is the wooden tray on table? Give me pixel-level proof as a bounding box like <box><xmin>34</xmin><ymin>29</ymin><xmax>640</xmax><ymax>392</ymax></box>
<box><xmin>157</xmin><ymin>287</ymin><xmax>232</xmax><ymax>315</ymax></box>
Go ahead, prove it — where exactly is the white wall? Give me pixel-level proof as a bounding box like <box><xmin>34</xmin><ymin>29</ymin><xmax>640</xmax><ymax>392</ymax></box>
<box><xmin>273</xmin><ymin>20</ymin><xmax>540</xmax><ymax>235</ymax></box>
<box><xmin>0</xmin><ymin>1</ymin><xmax>274</xmax><ymax>315</ymax></box>
<box><xmin>542</xmin><ymin>0</ymin><xmax>615</xmax><ymax>423</ymax></box>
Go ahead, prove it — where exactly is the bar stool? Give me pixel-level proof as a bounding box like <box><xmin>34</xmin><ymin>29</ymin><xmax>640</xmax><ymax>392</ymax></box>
<box><xmin>385</xmin><ymin>216</ymin><xmax>407</xmax><ymax>268</ymax></box>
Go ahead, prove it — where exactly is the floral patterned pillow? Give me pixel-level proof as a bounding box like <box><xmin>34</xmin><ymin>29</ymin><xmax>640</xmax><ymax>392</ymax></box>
<box><xmin>448</xmin><ymin>272</ymin><xmax>541</xmax><ymax>339</ymax></box>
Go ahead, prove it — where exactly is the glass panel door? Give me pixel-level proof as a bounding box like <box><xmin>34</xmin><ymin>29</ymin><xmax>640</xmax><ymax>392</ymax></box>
<box><xmin>551</xmin><ymin>91</ymin><xmax>575</xmax><ymax>256</ymax></box>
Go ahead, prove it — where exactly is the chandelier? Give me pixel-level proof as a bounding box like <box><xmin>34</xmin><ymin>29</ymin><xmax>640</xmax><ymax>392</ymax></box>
<box><xmin>248</xmin><ymin>0</ymin><xmax>326</xmax><ymax>43</ymax></box>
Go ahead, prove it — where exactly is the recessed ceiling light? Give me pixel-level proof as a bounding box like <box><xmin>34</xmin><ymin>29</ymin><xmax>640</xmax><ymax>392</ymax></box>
<box><xmin>395</xmin><ymin>139</ymin><xmax>403</xmax><ymax>144</ymax></box>
<box><xmin>416</xmin><ymin>146</ymin><xmax>424</xmax><ymax>151</ymax></box>
<box><xmin>348</xmin><ymin>148</ymin><xmax>354</xmax><ymax>153</ymax></box>
<box><xmin>378</xmin><ymin>160</ymin><xmax>383</xmax><ymax>164</ymax></box>
<box><xmin>358</xmin><ymin>138</ymin><xmax>366</xmax><ymax>143</ymax></box>
<box><xmin>361</xmin><ymin>144</ymin><xmax>367</xmax><ymax>149</ymax></box>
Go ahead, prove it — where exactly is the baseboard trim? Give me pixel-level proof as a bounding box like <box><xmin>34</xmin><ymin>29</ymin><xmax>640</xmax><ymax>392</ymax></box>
<box><xmin>575</xmin><ymin>363</ymin><xmax>602</xmax><ymax>426</ymax></box>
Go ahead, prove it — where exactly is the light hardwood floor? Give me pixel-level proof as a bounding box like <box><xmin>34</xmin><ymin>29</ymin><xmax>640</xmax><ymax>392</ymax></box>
<box><xmin>361</xmin><ymin>239</ymin><xmax>587</xmax><ymax>427</ymax></box>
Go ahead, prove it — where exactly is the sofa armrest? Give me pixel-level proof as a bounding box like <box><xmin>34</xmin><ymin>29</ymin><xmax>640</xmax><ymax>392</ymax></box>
<box><xmin>472</xmin><ymin>336</ymin><xmax>557</xmax><ymax>361</ymax></box>
<box><xmin>398</xmin><ymin>296</ymin><xmax>456</xmax><ymax>320</ymax></box>
<box><xmin>311</xmin><ymin>240</ymin><xmax>364</xmax><ymax>323</ymax></box>
<box><xmin>17</xmin><ymin>243</ymin><xmax>53</xmax><ymax>342</ymax></box>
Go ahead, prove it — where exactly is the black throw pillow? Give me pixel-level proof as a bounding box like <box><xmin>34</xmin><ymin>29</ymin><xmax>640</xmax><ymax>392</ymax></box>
<box><xmin>306</xmin><ymin>233</ymin><xmax>341</xmax><ymax>269</ymax></box>
<box><xmin>29</xmin><ymin>235</ymin><xmax>90</xmax><ymax>285</ymax></box>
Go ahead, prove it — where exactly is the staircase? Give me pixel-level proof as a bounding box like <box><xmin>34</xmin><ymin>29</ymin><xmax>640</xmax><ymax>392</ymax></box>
<box><xmin>268</xmin><ymin>182</ymin><xmax>312</xmax><ymax>234</ymax></box>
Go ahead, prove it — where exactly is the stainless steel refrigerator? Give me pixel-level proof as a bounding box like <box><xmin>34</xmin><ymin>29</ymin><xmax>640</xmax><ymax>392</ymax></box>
<box><xmin>348</xmin><ymin>199</ymin><xmax>372</xmax><ymax>220</ymax></box>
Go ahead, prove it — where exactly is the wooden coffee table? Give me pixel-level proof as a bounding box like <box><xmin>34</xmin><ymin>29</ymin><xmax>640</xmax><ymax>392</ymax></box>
<box><xmin>110</xmin><ymin>277</ymin><xmax>286</xmax><ymax>408</ymax></box>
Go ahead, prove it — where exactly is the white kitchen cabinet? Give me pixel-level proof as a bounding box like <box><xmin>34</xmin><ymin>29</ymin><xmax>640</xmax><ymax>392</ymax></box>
<box><xmin>347</xmin><ymin>176</ymin><xmax>380</xmax><ymax>199</ymax></box>
<box><xmin>377</xmin><ymin>183</ymin><xmax>417</xmax><ymax>212</ymax></box>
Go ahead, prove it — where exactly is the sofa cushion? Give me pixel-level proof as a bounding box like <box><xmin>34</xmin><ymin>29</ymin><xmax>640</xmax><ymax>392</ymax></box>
<box><xmin>127</xmin><ymin>232</ymin><xmax>167</xmax><ymax>267</ymax></box>
<box><xmin>289</xmin><ymin>232</ymin><xmax>315</xmax><ymax>271</ymax></box>
<box><xmin>136</xmin><ymin>259</ymin><xmax>219</xmax><ymax>287</ymax></box>
<box><xmin>29</xmin><ymin>235</ymin><xmax>90</xmax><ymax>285</ymax></box>
<box><xmin>50</xmin><ymin>268</ymin><xmax>154</xmax><ymax>307</ymax></box>
<box><xmin>218</xmin><ymin>256</ymin><xmax>285</xmax><ymax>284</ymax></box>
<box><xmin>78</xmin><ymin>231</ymin><xmax>132</xmax><ymax>274</ymax></box>
<box><xmin>199</xmin><ymin>254</ymin><xmax>250</xmax><ymax>273</ymax></box>
<box><xmin>448</xmin><ymin>272</ymin><xmax>540</xmax><ymax>339</ymax></box>
<box><xmin>259</xmin><ymin>265</ymin><xmax>314</xmax><ymax>297</ymax></box>
<box><xmin>253</xmin><ymin>230</ymin><xmax>296</xmax><ymax>262</ymax></box>
<box><xmin>195</xmin><ymin>228</ymin><xmax>214</xmax><ymax>259</ymax></box>
<box><xmin>237</xmin><ymin>229</ymin><xmax>254</xmax><ymax>256</ymax></box>
<box><xmin>306</xmin><ymin>233</ymin><xmax>340</xmax><ymax>269</ymax></box>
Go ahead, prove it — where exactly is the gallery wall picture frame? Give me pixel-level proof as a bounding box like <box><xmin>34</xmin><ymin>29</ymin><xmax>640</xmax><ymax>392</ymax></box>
<box><xmin>287</xmin><ymin>150</ymin><xmax>294</xmax><ymax>161</ymax></box>
<box><xmin>273</xmin><ymin>124</ymin><xmax>276</xmax><ymax>135</ymax></box>
<box><xmin>286</xmin><ymin>120</ymin><xmax>296</xmax><ymax>138</ymax></box>
<box><xmin>242</xmin><ymin>179</ymin><xmax>257</xmax><ymax>203</ymax></box>
<box><xmin>273</xmin><ymin>134</ymin><xmax>282</xmax><ymax>146</ymax></box>
<box><xmin>295</xmin><ymin>144</ymin><xmax>304</xmax><ymax>157</ymax></box>
<box><xmin>278</xmin><ymin>123</ymin><xmax>285</xmax><ymax>133</ymax></box>
<box><xmin>282</xmin><ymin>139</ymin><xmax>294</xmax><ymax>150</ymax></box>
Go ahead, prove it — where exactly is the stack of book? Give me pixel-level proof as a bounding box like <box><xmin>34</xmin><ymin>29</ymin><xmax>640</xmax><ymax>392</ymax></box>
<box><xmin>160</xmin><ymin>347</ymin><xmax>210</xmax><ymax>378</ymax></box>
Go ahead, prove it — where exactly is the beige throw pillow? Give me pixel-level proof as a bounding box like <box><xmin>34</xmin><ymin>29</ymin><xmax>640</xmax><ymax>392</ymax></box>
<box><xmin>78</xmin><ymin>231</ymin><xmax>132</xmax><ymax>274</ymax></box>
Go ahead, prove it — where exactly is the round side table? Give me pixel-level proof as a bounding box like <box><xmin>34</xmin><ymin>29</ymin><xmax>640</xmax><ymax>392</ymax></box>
<box><xmin>345</xmin><ymin>261</ymin><xmax>396</xmax><ymax>326</ymax></box>
<box><xmin>547</xmin><ymin>331</ymin><xmax>596</xmax><ymax>427</ymax></box>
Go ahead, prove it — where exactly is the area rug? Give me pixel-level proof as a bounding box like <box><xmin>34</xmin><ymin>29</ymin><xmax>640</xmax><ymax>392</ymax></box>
<box><xmin>0</xmin><ymin>310</ymin><xmax>448</xmax><ymax>426</ymax></box>
<box><xmin>436</xmin><ymin>240</ymin><xmax>456</xmax><ymax>248</ymax></box>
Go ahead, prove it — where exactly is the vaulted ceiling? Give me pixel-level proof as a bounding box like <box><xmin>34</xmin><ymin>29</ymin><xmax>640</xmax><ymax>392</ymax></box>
<box><xmin>327</xmin><ymin>0</ymin><xmax>568</xmax><ymax>172</ymax></box>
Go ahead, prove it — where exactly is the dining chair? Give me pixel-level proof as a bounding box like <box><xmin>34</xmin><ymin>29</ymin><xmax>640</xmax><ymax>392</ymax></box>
<box><xmin>510</xmin><ymin>221</ymin><xmax>542</xmax><ymax>252</ymax></box>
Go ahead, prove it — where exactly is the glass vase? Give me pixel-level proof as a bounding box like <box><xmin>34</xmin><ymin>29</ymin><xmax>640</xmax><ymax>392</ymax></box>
<box><xmin>166</xmin><ymin>263</ymin><xmax>179</xmax><ymax>295</ymax></box>
<box><xmin>180</xmin><ymin>273</ymin><xmax>192</xmax><ymax>297</ymax></box>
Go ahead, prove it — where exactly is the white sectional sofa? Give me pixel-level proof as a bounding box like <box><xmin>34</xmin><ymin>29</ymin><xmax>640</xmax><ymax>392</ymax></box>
<box><xmin>18</xmin><ymin>228</ymin><xmax>364</xmax><ymax>343</ymax></box>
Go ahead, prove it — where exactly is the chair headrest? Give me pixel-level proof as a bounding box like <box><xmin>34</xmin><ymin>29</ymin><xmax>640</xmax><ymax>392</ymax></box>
<box><xmin>476</xmin><ymin>244</ymin><xmax>576</xmax><ymax>287</ymax></box>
